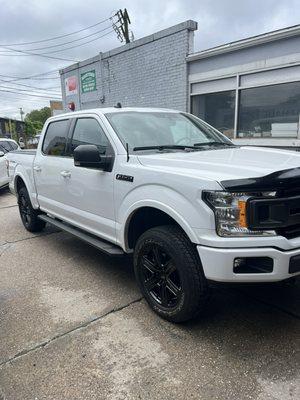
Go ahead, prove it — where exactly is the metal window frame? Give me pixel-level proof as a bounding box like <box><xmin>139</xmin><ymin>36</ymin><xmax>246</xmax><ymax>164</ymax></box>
<box><xmin>189</xmin><ymin>62</ymin><xmax>300</xmax><ymax>141</ymax></box>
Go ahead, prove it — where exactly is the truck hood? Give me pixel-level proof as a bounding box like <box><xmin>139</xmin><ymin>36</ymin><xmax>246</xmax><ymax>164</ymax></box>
<box><xmin>137</xmin><ymin>146</ymin><xmax>300</xmax><ymax>183</ymax></box>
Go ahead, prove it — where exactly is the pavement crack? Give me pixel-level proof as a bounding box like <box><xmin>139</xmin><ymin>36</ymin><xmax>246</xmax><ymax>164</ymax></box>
<box><xmin>0</xmin><ymin>296</ymin><xmax>143</xmax><ymax>368</ymax></box>
<box><xmin>0</xmin><ymin>204</ymin><xmax>17</xmax><ymax>210</ymax></box>
<box><xmin>0</xmin><ymin>243</ymin><xmax>11</xmax><ymax>257</ymax></box>
<box><xmin>4</xmin><ymin>230</ymin><xmax>61</xmax><ymax>245</ymax></box>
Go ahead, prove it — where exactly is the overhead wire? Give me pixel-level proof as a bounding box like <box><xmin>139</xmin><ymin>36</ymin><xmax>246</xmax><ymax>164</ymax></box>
<box><xmin>0</xmin><ymin>88</ymin><xmax>62</xmax><ymax>99</ymax></box>
<box><xmin>0</xmin><ymin>45</ymin><xmax>79</xmax><ymax>62</ymax></box>
<box><xmin>0</xmin><ymin>12</ymin><xmax>120</xmax><ymax>107</ymax></box>
<box><xmin>0</xmin><ymin>69</ymin><xmax>62</xmax><ymax>84</ymax></box>
<box><xmin>0</xmin><ymin>79</ymin><xmax>61</xmax><ymax>92</ymax></box>
<box><xmin>0</xmin><ymin>24</ymin><xmax>113</xmax><ymax>53</ymax></box>
<box><xmin>0</xmin><ymin>84</ymin><xmax>61</xmax><ymax>95</ymax></box>
<box><xmin>0</xmin><ymin>15</ymin><xmax>114</xmax><ymax>46</ymax></box>
<box><xmin>0</xmin><ymin>28</ymin><xmax>115</xmax><ymax>57</ymax></box>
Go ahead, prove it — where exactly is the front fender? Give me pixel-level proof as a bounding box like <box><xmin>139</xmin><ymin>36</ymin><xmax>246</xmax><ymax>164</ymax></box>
<box><xmin>116</xmin><ymin>184</ymin><xmax>204</xmax><ymax>249</ymax></box>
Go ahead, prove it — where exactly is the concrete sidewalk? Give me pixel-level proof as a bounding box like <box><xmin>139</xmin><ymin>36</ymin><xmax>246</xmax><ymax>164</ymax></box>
<box><xmin>0</xmin><ymin>187</ymin><xmax>299</xmax><ymax>400</ymax></box>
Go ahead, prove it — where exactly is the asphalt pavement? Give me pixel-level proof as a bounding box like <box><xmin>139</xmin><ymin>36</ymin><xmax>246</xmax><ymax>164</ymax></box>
<box><xmin>0</xmin><ymin>186</ymin><xmax>299</xmax><ymax>400</ymax></box>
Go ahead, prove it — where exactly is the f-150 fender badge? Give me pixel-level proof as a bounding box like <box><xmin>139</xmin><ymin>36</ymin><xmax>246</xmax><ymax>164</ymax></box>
<box><xmin>116</xmin><ymin>174</ymin><xmax>134</xmax><ymax>182</ymax></box>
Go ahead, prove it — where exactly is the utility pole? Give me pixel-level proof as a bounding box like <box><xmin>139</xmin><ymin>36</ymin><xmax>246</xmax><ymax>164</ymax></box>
<box><xmin>8</xmin><ymin>119</ymin><xmax>12</xmax><ymax>139</ymax></box>
<box><xmin>121</xmin><ymin>8</ymin><xmax>131</xmax><ymax>44</ymax></box>
<box><xmin>113</xmin><ymin>8</ymin><xmax>132</xmax><ymax>44</ymax></box>
<box><xmin>19</xmin><ymin>107</ymin><xmax>24</xmax><ymax>122</ymax></box>
<box><xmin>19</xmin><ymin>107</ymin><xmax>26</xmax><ymax>147</ymax></box>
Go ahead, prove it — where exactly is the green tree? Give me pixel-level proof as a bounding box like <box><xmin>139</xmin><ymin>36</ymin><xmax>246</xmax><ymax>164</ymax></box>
<box><xmin>25</xmin><ymin>120</ymin><xmax>43</xmax><ymax>138</ymax></box>
<box><xmin>24</xmin><ymin>106</ymin><xmax>51</xmax><ymax>139</ymax></box>
<box><xmin>25</xmin><ymin>107</ymin><xmax>51</xmax><ymax>125</ymax></box>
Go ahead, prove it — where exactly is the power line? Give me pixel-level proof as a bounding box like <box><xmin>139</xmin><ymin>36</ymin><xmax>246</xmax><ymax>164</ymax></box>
<box><xmin>0</xmin><ymin>29</ymin><xmax>115</xmax><ymax>57</ymax></box>
<box><xmin>0</xmin><ymin>94</ymin><xmax>58</xmax><ymax>102</ymax></box>
<box><xmin>0</xmin><ymin>16</ymin><xmax>114</xmax><ymax>47</ymax></box>
<box><xmin>0</xmin><ymin>24</ymin><xmax>112</xmax><ymax>53</ymax></box>
<box><xmin>0</xmin><ymin>84</ymin><xmax>61</xmax><ymax>95</ymax></box>
<box><xmin>0</xmin><ymin>72</ymin><xmax>60</xmax><ymax>82</ymax></box>
<box><xmin>19</xmin><ymin>76</ymin><xmax>60</xmax><ymax>80</ymax></box>
<box><xmin>0</xmin><ymin>88</ymin><xmax>61</xmax><ymax>99</ymax></box>
<box><xmin>0</xmin><ymin>97</ymin><xmax>54</xmax><ymax>105</ymax></box>
<box><xmin>0</xmin><ymin>79</ymin><xmax>61</xmax><ymax>92</ymax></box>
<box><xmin>43</xmin><ymin>29</ymin><xmax>115</xmax><ymax>54</ymax></box>
<box><xmin>0</xmin><ymin>45</ymin><xmax>78</xmax><ymax>62</ymax></box>
<box><xmin>0</xmin><ymin>69</ymin><xmax>61</xmax><ymax>84</ymax></box>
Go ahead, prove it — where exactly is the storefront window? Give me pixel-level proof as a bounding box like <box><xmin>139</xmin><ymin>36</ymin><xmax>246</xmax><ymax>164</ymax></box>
<box><xmin>237</xmin><ymin>82</ymin><xmax>300</xmax><ymax>138</ymax></box>
<box><xmin>191</xmin><ymin>91</ymin><xmax>235</xmax><ymax>138</ymax></box>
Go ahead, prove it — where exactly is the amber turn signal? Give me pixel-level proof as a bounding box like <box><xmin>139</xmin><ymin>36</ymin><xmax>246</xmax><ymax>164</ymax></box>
<box><xmin>238</xmin><ymin>200</ymin><xmax>247</xmax><ymax>228</ymax></box>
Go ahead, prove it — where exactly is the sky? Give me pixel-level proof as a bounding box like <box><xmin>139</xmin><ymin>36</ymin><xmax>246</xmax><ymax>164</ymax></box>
<box><xmin>0</xmin><ymin>0</ymin><xmax>299</xmax><ymax>120</ymax></box>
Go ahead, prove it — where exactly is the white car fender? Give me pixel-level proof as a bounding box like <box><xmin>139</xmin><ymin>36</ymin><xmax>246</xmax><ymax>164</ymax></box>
<box><xmin>116</xmin><ymin>185</ymin><xmax>202</xmax><ymax>250</ymax></box>
<box><xmin>13</xmin><ymin>167</ymin><xmax>39</xmax><ymax>209</ymax></box>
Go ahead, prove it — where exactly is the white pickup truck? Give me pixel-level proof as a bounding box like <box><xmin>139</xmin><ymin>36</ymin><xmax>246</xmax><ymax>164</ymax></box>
<box><xmin>7</xmin><ymin>107</ymin><xmax>300</xmax><ymax>322</ymax></box>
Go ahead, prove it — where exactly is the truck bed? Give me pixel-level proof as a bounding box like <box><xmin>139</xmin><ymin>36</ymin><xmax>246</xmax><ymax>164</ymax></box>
<box><xmin>7</xmin><ymin>150</ymin><xmax>37</xmax><ymax>196</ymax></box>
<box><xmin>11</xmin><ymin>150</ymin><xmax>37</xmax><ymax>155</ymax></box>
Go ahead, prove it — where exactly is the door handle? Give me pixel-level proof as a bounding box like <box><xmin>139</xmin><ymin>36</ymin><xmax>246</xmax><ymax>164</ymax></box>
<box><xmin>60</xmin><ymin>170</ymin><xmax>71</xmax><ymax>178</ymax></box>
<box><xmin>34</xmin><ymin>165</ymin><xmax>41</xmax><ymax>172</ymax></box>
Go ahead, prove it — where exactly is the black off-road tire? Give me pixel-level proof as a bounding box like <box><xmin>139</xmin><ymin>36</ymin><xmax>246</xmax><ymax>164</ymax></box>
<box><xmin>134</xmin><ymin>225</ymin><xmax>210</xmax><ymax>323</ymax></box>
<box><xmin>18</xmin><ymin>186</ymin><xmax>46</xmax><ymax>232</ymax></box>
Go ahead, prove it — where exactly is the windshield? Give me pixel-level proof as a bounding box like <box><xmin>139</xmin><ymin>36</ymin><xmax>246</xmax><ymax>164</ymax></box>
<box><xmin>105</xmin><ymin>111</ymin><xmax>233</xmax><ymax>152</ymax></box>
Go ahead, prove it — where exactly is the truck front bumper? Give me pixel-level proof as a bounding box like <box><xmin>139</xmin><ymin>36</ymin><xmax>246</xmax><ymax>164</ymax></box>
<box><xmin>197</xmin><ymin>245</ymin><xmax>300</xmax><ymax>282</ymax></box>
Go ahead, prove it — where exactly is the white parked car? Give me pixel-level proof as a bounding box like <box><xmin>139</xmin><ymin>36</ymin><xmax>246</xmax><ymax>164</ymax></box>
<box><xmin>0</xmin><ymin>138</ymin><xmax>19</xmax><ymax>188</ymax></box>
<box><xmin>6</xmin><ymin>108</ymin><xmax>300</xmax><ymax>322</ymax></box>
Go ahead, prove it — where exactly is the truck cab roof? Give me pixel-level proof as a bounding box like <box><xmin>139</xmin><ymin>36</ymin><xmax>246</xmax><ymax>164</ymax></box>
<box><xmin>47</xmin><ymin>107</ymin><xmax>180</xmax><ymax>123</ymax></box>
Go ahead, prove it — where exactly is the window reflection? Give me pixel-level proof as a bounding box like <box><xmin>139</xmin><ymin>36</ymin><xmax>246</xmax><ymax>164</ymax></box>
<box><xmin>191</xmin><ymin>91</ymin><xmax>235</xmax><ymax>138</ymax></box>
<box><xmin>238</xmin><ymin>82</ymin><xmax>300</xmax><ymax>138</ymax></box>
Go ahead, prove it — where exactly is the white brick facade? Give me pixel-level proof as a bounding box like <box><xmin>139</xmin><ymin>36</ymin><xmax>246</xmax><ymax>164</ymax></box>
<box><xmin>60</xmin><ymin>21</ymin><xmax>197</xmax><ymax>112</ymax></box>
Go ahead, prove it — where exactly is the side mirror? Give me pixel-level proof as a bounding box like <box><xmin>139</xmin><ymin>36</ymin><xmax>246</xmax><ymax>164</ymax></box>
<box><xmin>0</xmin><ymin>151</ymin><xmax>5</xmax><ymax>157</ymax></box>
<box><xmin>74</xmin><ymin>144</ymin><xmax>113</xmax><ymax>171</ymax></box>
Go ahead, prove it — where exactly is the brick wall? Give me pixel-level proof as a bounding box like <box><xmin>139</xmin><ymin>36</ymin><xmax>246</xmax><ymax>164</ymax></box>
<box><xmin>60</xmin><ymin>20</ymin><xmax>197</xmax><ymax>112</ymax></box>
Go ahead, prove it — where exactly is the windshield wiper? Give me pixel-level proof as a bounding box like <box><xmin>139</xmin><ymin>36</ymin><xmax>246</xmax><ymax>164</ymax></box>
<box><xmin>193</xmin><ymin>141</ymin><xmax>235</xmax><ymax>147</ymax></box>
<box><xmin>133</xmin><ymin>145</ymin><xmax>196</xmax><ymax>151</ymax></box>
<box><xmin>133</xmin><ymin>142</ymin><xmax>235</xmax><ymax>152</ymax></box>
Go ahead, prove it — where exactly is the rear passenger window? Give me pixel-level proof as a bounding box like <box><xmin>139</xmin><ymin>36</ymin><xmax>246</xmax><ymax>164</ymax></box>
<box><xmin>70</xmin><ymin>118</ymin><xmax>109</xmax><ymax>155</ymax></box>
<box><xmin>43</xmin><ymin>120</ymin><xmax>69</xmax><ymax>156</ymax></box>
<box><xmin>0</xmin><ymin>141</ymin><xmax>11</xmax><ymax>152</ymax></box>
<box><xmin>9</xmin><ymin>141</ymin><xmax>18</xmax><ymax>150</ymax></box>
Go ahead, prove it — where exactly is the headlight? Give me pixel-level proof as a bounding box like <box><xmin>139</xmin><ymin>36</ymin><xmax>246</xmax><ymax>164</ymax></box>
<box><xmin>203</xmin><ymin>191</ymin><xmax>276</xmax><ymax>237</ymax></box>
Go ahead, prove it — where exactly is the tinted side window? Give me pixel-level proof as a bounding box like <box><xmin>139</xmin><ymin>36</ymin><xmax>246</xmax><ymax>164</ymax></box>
<box><xmin>70</xmin><ymin>118</ymin><xmax>109</xmax><ymax>155</ymax></box>
<box><xmin>0</xmin><ymin>143</ymin><xmax>7</xmax><ymax>153</ymax></box>
<box><xmin>9</xmin><ymin>141</ymin><xmax>18</xmax><ymax>150</ymax></box>
<box><xmin>43</xmin><ymin>120</ymin><xmax>69</xmax><ymax>156</ymax></box>
<box><xmin>1</xmin><ymin>141</ymin><xmax>11</xmax><ymax>152</ymax></box>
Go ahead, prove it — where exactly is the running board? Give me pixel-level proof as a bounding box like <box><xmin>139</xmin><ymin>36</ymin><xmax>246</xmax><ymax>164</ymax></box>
<box><xmin>38</xmin><ymin>215</ymin><xmax>124</xmax><ymax>256</ymax></box>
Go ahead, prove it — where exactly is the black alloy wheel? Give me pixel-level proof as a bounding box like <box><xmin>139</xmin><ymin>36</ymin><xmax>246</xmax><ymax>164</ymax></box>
<box><xmin>17</xmin><ymin>186</ymin><xmax>46</xmax><ymax>232</ymax></box>
<box><xmin>140</xmin><ymin>243</ymin><xmax>182</xmax><ymax>308</ymax></box>
<box><xmin>134</xmin><ymin>225</ymin><xmax>210</xmax><ymax>322</ymax></box>
<box><xmin>19</xmin><ymin>191</ymin><xmax>32</xmax><ymax>228</ymax></box>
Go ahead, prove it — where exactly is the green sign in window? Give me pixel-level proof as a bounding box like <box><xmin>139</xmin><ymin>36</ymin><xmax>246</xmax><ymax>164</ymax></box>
<box><xmin>81</xmin><ymin>70</ymin><xmax>96</xmax><ymax>93</ymax></box>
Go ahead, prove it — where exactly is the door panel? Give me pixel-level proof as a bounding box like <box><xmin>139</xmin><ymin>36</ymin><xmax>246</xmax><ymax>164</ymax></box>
<box><xmin>61</xmin><ymin>117</ymin><xmax>115</xmax><ymax>241</ymax></box>
<box><xmin>59</xmin><ymin>157</ymin><xmax>116</xmax><ymax>241</ymax></box>
<box><xmin>35</xmin><ymin>117</ymin><xmax>116</xmax><ymax>242</ymax></box>
<box><xmin>34</xmin><ymin>119</ymin><xmax>71</xmax><ymax>213</ymax></box>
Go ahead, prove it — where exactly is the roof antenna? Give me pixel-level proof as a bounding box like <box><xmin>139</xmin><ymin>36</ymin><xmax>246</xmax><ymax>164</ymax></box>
<box><xmin>115</xmin><ymin>102</ymin><xmax>122</xmax><ymax>108</ymax></box>
<box><xmin>126</xmin><ymin>143</ymin><xmax>130</xmax><ymax>162</ymax></box>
